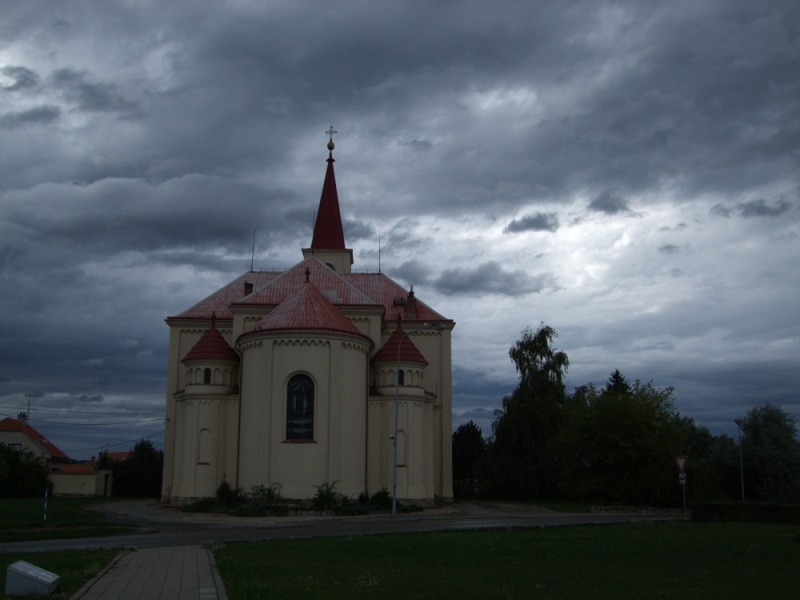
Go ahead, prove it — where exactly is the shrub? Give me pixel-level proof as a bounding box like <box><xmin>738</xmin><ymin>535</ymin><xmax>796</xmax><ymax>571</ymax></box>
<box><xmin>311</xmin><ymin>480</ymin><xmax>346</xmax><ymax>513</ymax></box>
<box><xmin>369</xmin><ymin>488</ymin><xmax>392</xmax><ymax>510</ymax></box>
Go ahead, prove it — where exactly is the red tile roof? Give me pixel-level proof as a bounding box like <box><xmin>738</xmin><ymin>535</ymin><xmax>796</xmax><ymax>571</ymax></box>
<box><xmin>170</xmin><ymin>271</ymin><xmax>280</xmax><ymax>320</ymax></box>
<box><xmin>244</xmin><ymin>281</ymin><xmax>371</xmax><ymax>343</ymax></box>
<box><xmin>311</xmin><ymin>151</ymin><xmax>346</xmax><ymax>250</ymax></box>
<box><xmin>105</xmin><ymin>451</ymin><xmax>133</xmax><ymax>462</ymax></box>
<box><xmin>238</xmin><ymin>258</ymin><xmax>379</xmax><ymax>308</ymax></box>
<box><xmin>52</xmin><ymin>463</ymin><xmax>96</xmax><ymax>475</ymax></box>
<box><xmin>0</xmin><ymin>417</ymin><xmax>69</xmax><ymax>461</ymax></box>
<box><xmin>372</xmin><ymin>323</ymin><xmax>429</xmax><ymax>365</ymax></box>
<box><xmin>182</xmin><ymin>315</ymin><xmax>239</xmax><ymax>363</ymax></box>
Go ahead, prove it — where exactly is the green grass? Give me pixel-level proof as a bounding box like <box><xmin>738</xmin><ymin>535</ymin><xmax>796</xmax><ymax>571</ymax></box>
<box><xmin>0</xmin><ymin>497</ymin><xmax>134</xmax><ymax>543</ymax></box>
<box><xmin>0</xmin><ymin>549</ymin><xmax>119</xmax><ymax>600</ymax></box>
<box><xmin>214</xmin><ymin>522</ymin><xmax>800</xmax><ymax>599</ymax></box>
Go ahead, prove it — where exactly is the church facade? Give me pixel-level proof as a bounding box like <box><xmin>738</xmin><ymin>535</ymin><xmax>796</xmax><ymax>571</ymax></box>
<box><xmin>161</xmin><ymin>137</ymin><xmax>454</xmax><ymax>504</ymax></box>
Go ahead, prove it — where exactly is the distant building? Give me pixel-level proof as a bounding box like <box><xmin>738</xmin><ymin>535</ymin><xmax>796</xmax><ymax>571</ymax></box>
<box><xmin>0</xmin><ymin>413</ymin><xmax>112</xmax><ymax>496</ymax></box>
<box><xmin>162</xmin><ymin>137</ymin><xmax>455</xmax><ymax>504</ymax></box>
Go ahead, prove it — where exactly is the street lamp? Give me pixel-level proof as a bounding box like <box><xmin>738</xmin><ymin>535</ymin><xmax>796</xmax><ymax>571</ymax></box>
<box><xmin>734</xmin><ymin>419</ymin><xmax>745</xmax><ymax>503</ymax></box>
<box><xmin>392</xmin><ymin>322</ymin><xmax>445</xmax><ymax>516</ymax></box>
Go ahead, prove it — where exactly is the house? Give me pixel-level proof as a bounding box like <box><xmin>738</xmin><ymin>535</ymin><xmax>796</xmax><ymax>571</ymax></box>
<box><xmin>161</xmin><ymin>135</ymin><xmax>455</xmax><ymax>504</ymax></box>
<box><xmin>0</xmin><ymin>413</ymin><xmax>69</xmax><ymax>464</ymax></box>
<box><xmin>0</xmin><ymin>413</ymin><xmax>112</xmax><ymax>497</ymax></box>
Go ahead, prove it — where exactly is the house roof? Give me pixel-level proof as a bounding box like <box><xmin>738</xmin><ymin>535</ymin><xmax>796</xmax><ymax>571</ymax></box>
<box><xmin>182</xmin><ymin>314</ymin><xmax>239</xmax><ymax>363</ymax></box>
<box><xmin>52</xmin><ymin>463</ymin><xmax>96</xmax><ymax>475</ymax></box>
<box><xmin>0</xmin><ymin>417</ymin><xmax>70</xmax><ymax>461</ymax></box>
<box><xmin>372</xmin><ymin>323</ymin><xmax>429</xmax><ymax>365</ymax></box>
<box><xmin>243</xmin><ymin>279</ymin><xmax>371</xmax><ymax>343</ymax></box>
<box><xmin>310</xmin><ymin>143</ymin><xmax>346</xmax><ymax>250</ymax></box>
<box><xmin>105</xmin><ymin>451</ymin><xmax>133</xmax><ymax>462</ymax></box>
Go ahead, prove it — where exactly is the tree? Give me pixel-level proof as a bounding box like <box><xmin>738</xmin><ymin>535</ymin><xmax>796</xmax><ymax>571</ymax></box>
<box><xmin>486</xmin><ymin>324</ymin><xmax>569</xmax><ymax>499</ymax></box>
<box><xmin>557</xmin><ymin>374</ymin><xmax>691</xmax><ymax>505</ymax></box>
<box><xmin>739</xmin><ymin>404</ymin><xmax>800</xmax><ymax>502</ymax></box>
<box><xmin>0</xmin><ymin>444</ymin><xmax>50</xmax><ymax>497</ymax></box>
<box><xmin>111</xmin><ymin>440</ymin><xmax>164</xmax><ymax>497</ymax></box>
<box><xmin>452</xmin><ymin>421</ymin><xmax>485</xmax><ymax>498</ymax></box>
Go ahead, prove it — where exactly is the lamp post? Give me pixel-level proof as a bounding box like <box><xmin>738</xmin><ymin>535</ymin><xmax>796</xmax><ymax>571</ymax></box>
<box><xmin>734</xmin><ymin>419</ymin><xmax>745</xmax><ymax>503</ymax></box>
<box><xmin>392</xmin><ymin>322</ymin><xmax>444</xmax><ymax>516</ymax></box>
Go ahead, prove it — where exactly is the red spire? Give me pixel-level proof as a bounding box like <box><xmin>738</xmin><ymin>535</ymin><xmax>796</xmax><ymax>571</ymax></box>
<box><xmin>311</xmin><ymin>136</ymin><xmax>346</xmax><ymax>250</ymax></box>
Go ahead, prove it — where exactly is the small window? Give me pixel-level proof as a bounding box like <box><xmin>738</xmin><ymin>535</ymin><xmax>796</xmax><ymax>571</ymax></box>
<box><xmin>397</xmin><ymin>370</ymin><xmax>405</xmax><ymax>385</ymax></box>
<box><xmin>203</xmin><ymin>368</ymin><xmax>212</xmax><ymax>384</ymax></box>
<box><xmin>287</xmin><ymin>374</ymin><xmax>314</xmax><ymax>440</ymax></box>
<box><xmin>8</xmin><ymin>443</ymin><xmax>21</xmax><ymax>452</ymax></box>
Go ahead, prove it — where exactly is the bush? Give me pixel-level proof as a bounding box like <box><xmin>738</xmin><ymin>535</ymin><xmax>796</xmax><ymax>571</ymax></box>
<box><xmin>369</xmin><ymin>488</ymin><xmax>392</xmax><ymax>510</ymax></box>
<box><xmin>216</xmin><ymin>480</ymin><xmax>245</xmax><ymax>506</ymax></box>
<box><xmin>311</xmin><ymin>481</ymin><xmax>347</xmax><ymax>514</ymax></box>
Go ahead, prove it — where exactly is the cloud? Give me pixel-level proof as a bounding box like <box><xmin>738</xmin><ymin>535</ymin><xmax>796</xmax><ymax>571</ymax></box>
<box><xmin>0</xmin><ymin>105</ymin><xmax>61</xmax><ymax>128</ymax></box>
<box><xmin>50</xmin><ymin>68</ymin><xmax>140</xmax><ymax>115</ymax></box>
<box><xmin>0</xmin><ymin>66</ymin><xmax>40</xmax><ymax>91</ymax></box>
<box><xmin>505</xmin><ymin>212</ymin><xmax>559</xmax><ymax>233</ymax></box>
<box><xmin>435</xmin><ymin>261</ymin><xmax>550</xmax><ymax>296</ymax></box>
<box><xmin>737</xmin><ymin>198</ymin><xmax>793</xmax><ymax>218</ymax></box>
<box><xmin>588</xmin><ymin>192</ymin><xmax>630</xmax><ymax>215</ymax></box>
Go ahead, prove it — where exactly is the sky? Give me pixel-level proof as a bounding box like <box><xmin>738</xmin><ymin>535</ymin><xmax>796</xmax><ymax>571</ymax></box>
<box><xmin>1</xmin><ymin>0</ymin><xmax>798</xmax><ymax>461</ymax></box>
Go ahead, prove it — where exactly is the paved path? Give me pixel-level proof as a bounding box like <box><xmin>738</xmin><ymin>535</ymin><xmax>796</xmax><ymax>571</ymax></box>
<box><xmin>69</xmin><ymin>545</ymin><xmax>226</xmax><ymax>600</ymax></box>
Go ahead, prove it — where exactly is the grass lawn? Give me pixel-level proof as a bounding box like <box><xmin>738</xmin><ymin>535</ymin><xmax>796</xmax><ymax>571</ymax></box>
<box><xmin>0</xmin><ymin>497</ymin><xmax>135</xmax><ymax>543</ymax></box>
<box><xmin>214</xmin><ymin>522</ymin><xmax>800</xmax><ymax>599</ymax></box>
<box><xmin>0</xmin><ymin>548</ymin><xmax>119</xmax><ymax>600</ymax></box>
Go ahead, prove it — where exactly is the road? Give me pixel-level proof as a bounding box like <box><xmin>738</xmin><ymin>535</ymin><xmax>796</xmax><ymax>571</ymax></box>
<box><xmin>0</xmin><ymin>499</ymin><xmax>687</xmax><ymax>553</ymax></box>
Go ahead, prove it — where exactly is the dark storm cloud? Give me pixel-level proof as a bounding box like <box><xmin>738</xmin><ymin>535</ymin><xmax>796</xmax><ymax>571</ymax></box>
<box><xmin>588</xmin><ymin>192</ymin><xmax>630</xmax><ymax>215</ymax></box>
<box><xmin>0</xmin><ymin>66</ymin><xmax>40</xmax><ymax>91</ymax></box>
<box><xmin>504</xmin><ymin>212</ymin><xmax>559</xmax><ymax>233</ymax></box>
<box><xmin>0</xmin><ymin>105</ymin><xmax>61</xmax><ymax>128</ymax></box>
<box><xmin>50</xmin><ymin>68</ymin><xmax>140</xmax><ymax>115</ymax></box>
<box><xmin>435</xmin><ymin>261</ymin><xmax>549</xmax><ymax>296</ymax></box>
<box><xmin>737</xmin><ymin>198</ymin><xmax>793</xmax><ymax>218</ymax></box>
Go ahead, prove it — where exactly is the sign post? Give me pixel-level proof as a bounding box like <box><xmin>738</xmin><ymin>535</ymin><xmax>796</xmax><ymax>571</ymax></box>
<box><xmin>675</xmin><ymin>456</ymin><xmax>687</xmax><ymax>513</ymax></box>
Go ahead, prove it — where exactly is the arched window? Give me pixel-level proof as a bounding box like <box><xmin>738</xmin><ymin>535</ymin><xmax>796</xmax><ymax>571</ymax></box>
<box><xmin>198</xmin><ymin>428</ymin><xmax>211</xmax><ymax>464</ymax></box>
<box><xmin>203</xmin><ymin>368</ymin><xmax>212</xmax><ymax>384</ymax></box>
<box><xmin>286</xmin><ymin>374</ymin><xmax>314</xmax><ymax>440</ymax></box>
<box><xmin>397</xmin><ymin>369</ymin><xmax>405</xmax><ymax>385</ymax></box>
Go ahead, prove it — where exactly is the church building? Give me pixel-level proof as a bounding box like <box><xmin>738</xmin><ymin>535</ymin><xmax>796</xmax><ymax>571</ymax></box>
<box><xmin>161</xmin><ymin>135</ymin><xmax>455</xmax><ymax>505</ymax></box>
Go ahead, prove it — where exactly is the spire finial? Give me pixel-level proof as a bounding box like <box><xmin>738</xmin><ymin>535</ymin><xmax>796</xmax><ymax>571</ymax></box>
<box><xmin>325</xmin><ymin>125</ymin><xmax>337</xmax><ymax>153</ymax></box>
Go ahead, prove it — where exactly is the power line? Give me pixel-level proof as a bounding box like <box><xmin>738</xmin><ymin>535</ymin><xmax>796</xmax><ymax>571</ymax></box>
<box><xmin>0</xmin><ymin>404</ymin><xmax>161</xmax><ymax>417</ymax></box>
<box><xmin>61</xmin><ymin>430</ymin><xmax>164</xmax><ymax>454</ymax></box>
<box><xmin>27</xmin><ymin>417</ymin><xmax>164</xmax><ymax>426</ymax></box>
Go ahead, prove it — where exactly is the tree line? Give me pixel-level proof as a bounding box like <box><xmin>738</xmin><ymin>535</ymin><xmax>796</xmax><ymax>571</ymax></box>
<box><xmin>453</xmin><ymin>324</ymin><xmax>800</xmax><ymax>505</ymax></box>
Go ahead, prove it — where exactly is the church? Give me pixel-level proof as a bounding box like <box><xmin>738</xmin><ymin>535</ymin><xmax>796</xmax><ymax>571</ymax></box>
<box><xmin>161</xmin><ymin>134</ymin><xmax>455</xmax><ymax>505</ymax></box>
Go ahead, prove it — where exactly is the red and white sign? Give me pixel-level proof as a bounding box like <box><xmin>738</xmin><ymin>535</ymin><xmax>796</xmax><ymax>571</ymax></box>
<box><xmin>675</xmin><ymin>456</ymin><xmax>687</xmax><ymax>472</ymax></box>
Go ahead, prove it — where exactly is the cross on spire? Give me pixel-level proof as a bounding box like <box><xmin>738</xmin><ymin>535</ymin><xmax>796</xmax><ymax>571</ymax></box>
<box><xmin>326</xmin><ymin>125</ymin><xmax>337</xmax><ymax>153</ymax></box>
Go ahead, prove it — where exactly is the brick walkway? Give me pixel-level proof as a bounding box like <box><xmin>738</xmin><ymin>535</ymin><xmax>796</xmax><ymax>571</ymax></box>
<box><xmin>69</xmin><ymin>546</ymin><xmax>227</xmax><ymax>600</ymax></box>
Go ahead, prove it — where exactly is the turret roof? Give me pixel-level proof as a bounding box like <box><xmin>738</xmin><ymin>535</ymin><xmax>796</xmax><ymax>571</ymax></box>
<box><xmin>182</xmin><ymin>314</ymin><xmax>239</xmax><ymax>363</ymax></box>
<box><xmin>372</xmin><ymin>323</ymin><xmax>429</xmax><ymax>365</ymax></box>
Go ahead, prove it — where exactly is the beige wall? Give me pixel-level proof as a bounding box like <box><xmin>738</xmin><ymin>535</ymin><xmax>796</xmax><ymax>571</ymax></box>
<box><xmin>238</xmin><ymin>331</ymin><xmax>370</xmax><ymax>499</ymax></box>
<box><xmin>50</xmin><ymin>471</ymin><xmax>112</xmax><ymax>497</ymax></box>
